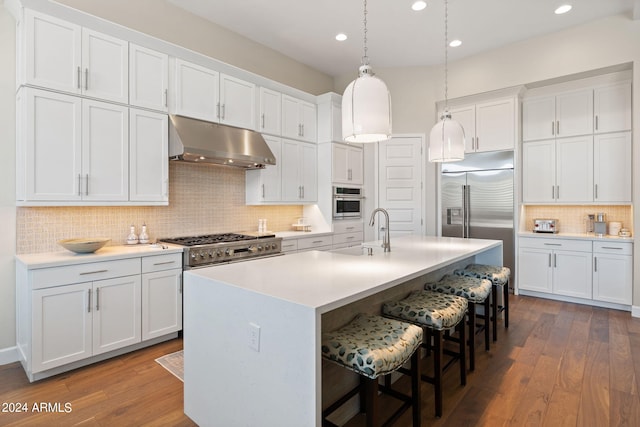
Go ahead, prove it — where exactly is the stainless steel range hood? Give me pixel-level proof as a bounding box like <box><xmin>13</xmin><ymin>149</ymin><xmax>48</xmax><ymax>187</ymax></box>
<box><xmin>169</xmin><ymin>115</ymin><xmax>276</xmax><ymax>169</ymax></box>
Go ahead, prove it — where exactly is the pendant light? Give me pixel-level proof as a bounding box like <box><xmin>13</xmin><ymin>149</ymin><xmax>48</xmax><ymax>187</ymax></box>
<box><xmin>429</xmin><ymin>0</ymin><xmax>465</xmax><ymax>162</ymax></box>
<box><xmin>342</xmin><ymin>0</ymin><xmax>392</xmax><ymax>143</ymax></box>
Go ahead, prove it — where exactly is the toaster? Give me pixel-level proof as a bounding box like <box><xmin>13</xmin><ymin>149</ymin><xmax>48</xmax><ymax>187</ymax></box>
<box><xmin>533</xmin><ymin>219</ymin><xmax>558</xmax><ymax>233</ymax></box>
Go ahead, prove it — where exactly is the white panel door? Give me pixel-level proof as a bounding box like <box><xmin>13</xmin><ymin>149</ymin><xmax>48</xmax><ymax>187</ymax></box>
<box><xmin>517</xmin><ymin>248</ymin><xmax>552</xmax><ymax>292</ymax></box>
<box><xmin>92</xmin><ymin>275</ymin><xmax>141</xmax><ymax>355</ymax></box>
<box><xmin>556</xmin><ymin>136</ymin><xmax>593</xmax><ymax>203</ymax></box>
<box><xmin>594</xmin><ymin>132</ymin><xmax>632</xmax><ymax>203</ymax></box>
<box><xmin>129</xmin><ymin>44</ymin><xmax>168</xmax><ymax>112</ymax></box>
<box><xmin>173</xmin><ymin>59</ymin><xmax>219</xmax><ymax>122</ymax></box>
<box><xmin>220</xmin><ymin>74</ymin><xmax>255</xmax><ymax>129</ymax></box>
<box><xmin>300</xmin><ymin>101</ymin><xmax>317</xmax><ymax>142</ymax></box>
<box><xmin>593</xmin><ymin>254</ymin><xmax>632</xmax><ymax>304</ymax></box>
<box><xmin>332</xmin><ymin>143</ymin><xmax>349</xmax><ymax>184</ymax></box>
<box><xmin>282</xmin><ymin>95</ymin><xmax>302</xmax><ymax>140</ymax></box>
<box><xmin>300</xmin><ymin>142</ymin><xmax>317</xmax><ymax>202</ymax></box>
<box><xmin>82</xmin><ymin>99</ymin><xmax>129</xmax><ymax>201</ymax></box>
<box><xmin>81</xmin><ymin>29</ymin><xmax>129</xmax><ymax>104</ymax></box>
<box><xmin>142</xmin><ymin>269</ymin><xmax>183</xmax><ymax>340</ymax></box>
<box><xmin>552</xmin><ymin>250</ymin><xmax>592</xmax><ymax>299</ymax></box>
<box><xmin>129</xmin><ymin>109</ymin><xmax>169</xmax><ymax>202</ymax></box>
<box><xmin>378</xmin><ymin>136</ymin><xmax>423</xmax><ymax>237</ymax></box>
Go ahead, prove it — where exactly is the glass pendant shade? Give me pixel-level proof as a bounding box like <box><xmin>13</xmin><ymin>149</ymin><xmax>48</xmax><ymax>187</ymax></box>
<box><xmin>429</xmin><ymin>112</ymin><xmax>465</xmax><ymax>162</ymax></box>
<box><xmin>342</xmin><ymin>65</ymin><xmax>392</xmax><ymax>143</ymax></box>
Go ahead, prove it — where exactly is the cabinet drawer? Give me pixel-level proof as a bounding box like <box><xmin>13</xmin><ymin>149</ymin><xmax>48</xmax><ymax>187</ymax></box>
<box><xmin>281</xmin><ymin>240</ymin><xmax>298</xmax><ymax>253</ymax></box>
<box><xmin>142</xmin><ymin>253</ymin><xmax>183</xmax><ymax>273</ymax></box>
<box><xmin>32</xmin><ymin>258</ymin><xmax>141</xmax><ymax>289</ymax></box>
<box><xmin>519</xmin><ymin>237</ymin><xmax>592</xmax><ymax>252</ymax></box>
<box><xmin>332</xmin><ymin>231</ymin><xmax>363</xmax><ymax>246</ymax></box>
<box><xmin>593</xmin><ymin>241</ymin><xmax>633</xmax><ymax>255</ymax></box>
<box><xmin>333</xmin><ymin>221</ymin><xmax>364</xmax><ymax>234</ymax></box>
<box><xmin>297</xmin><ymin>235</ymin><xmax>333</xmax><ymax>250</ymax></box>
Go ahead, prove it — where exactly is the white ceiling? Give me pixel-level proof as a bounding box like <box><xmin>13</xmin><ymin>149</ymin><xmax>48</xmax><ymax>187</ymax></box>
<box><xmin>167</xmin><ymin>0</ymin><xmax>637</xmax><ymax>77</ymax></box>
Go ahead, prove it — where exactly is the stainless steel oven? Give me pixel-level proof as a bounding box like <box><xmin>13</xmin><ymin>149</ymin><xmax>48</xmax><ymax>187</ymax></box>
<box><xmin>333</xmin><ymin>186</ymin><xmax>364</xmax><ymax>219</ymax></box>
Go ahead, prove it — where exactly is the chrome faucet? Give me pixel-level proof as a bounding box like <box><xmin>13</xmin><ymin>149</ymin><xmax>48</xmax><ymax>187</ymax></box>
<box><xmin>369</xmin><ymin>208</ymin><xmax>391</xmax><ymax>252</ymax></box>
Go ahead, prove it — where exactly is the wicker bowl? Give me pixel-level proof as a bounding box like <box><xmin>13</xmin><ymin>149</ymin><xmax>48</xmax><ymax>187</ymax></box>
<box><xmin>58</xmin><ymin>238</ymin><xmax>111</xmax><ymax>254</ymax></box>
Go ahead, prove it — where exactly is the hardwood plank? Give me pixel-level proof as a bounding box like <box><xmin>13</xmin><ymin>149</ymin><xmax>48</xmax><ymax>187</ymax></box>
<box><xmin>542</xmin><ymin>385</ymin><xmax>580</xmax><ymax>427</ymax></box>
<box><xmin>609</xmin><ymin>388</ymin><xmax>640</xmax><ymax>427</ymax></box>
<box><xmin>508</xmin><ymin>355</ymin><xmax>560</xmax><ymax>425</ymax></box>
<box><xmin>577</xmin><ymin>341</ymin><xmax>610</xmax><ymax>426</ymax></box>
<box><xmin>557</xmin><ymin>319</ymin><xmax>589</xmax><ymax>392</ymax></box>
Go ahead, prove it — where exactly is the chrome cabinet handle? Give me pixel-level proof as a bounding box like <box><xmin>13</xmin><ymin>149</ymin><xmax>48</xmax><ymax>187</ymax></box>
<box><xmin>77</xmin><ymin>66</ymin><xmax>81</xmax><ymax>89</ymax></box>
<box><xmin>84</xmin><ymin>68</ymin><xmax>88</xmax><ymax>90</ymax></box>
<box><xmin>594</xmin><ymin>256</ymin><xmax>598</xmax><ymax>272</ymax></box>
<box><xmin>301</xmin><ymin>124</ymin><xmax>304</xmax><ymax>136</ymax></box>
<box><xmin>312</xmin><ymin>240</ymin><xmax>324</xmax><ymax>244</ymax></box>
<box><xmin>221</xmin><ymin>104</ymin><xmax>225</xmax><ymax>119</ymax></box>
<box><xmin>556</xmin><ymin>185</ymin><xmax>559</xmax><ymax>199</ymax></box>
<box><xmin>556</xmin><ymin>120</ymin><xmax>560</xmax><ymax>135</ymax></box>
<box><xmin>548</xmin><ymin>253</ymin><xmax>552</xmax><ymax>267</ymax></box>
<box><xmin>261</xmin><ymin>113</ymin><xmax>265</xmax><ymax>129</ymax></box>
<box><xmin>96</xmin><ymin>288</ymin><xmax>100</xmax><ymax>311</ymax></box>
<box><xmin>551</xmin><ymin>121</ymin><xmax>555</xmax><ymax>136</ymax></box>
<box><xmin>301</xmin><ymin>185</ymin><xmax>305</xmax><ymax>198</ymax></box>
<box><xmin>78</xmin><ymin>174</ymin><xmax>82</xmax><ymax>196</ymax></box>
<box><xmin>153</xmin><ymin>261</ymin><xmax>176</xmax><ymax>266</ymax></box>
<box><xmin>85</xmin><ymin>174</ymin><xmax>89</xmax><ymax>196</ymax></box>
<box><xmin>594</xmin><ymin>184</ymin><xmax>598</xmax><ymax>199</ymax></box>
<box><xmin>80</xmin><ymin>269</ymin><xmax>108</xmax><ymax>275</ymax></box>
<box><xmin>88</xmin><ymin>289</ymin><xmax>92</xmax><ymax>313</ymax></box>
<box><xmin>553</xmin><ymin>253</ymin><xmax>557</xmax><ymax>268</ymax></box>
<box><xmin>544</xmin><ymin>243</ymin><xmax>562</xmax><ymax>246</ymax></box>
<box><xmin>595</xmin><ymin>115</ymin><xmax>598</xmax><ymax>131</ymax></box>
<box><xmin>601</xmin><ymin>246</ymin><xmax>624</xmax><ymax>250</ymax></box>
<box><xmin>552</xmin><ymin>185</ymin><xmax>555</xmax><ymax>199</ymax></box>
<box><xmin>164</xmin><ymin>89</ymin><xmax>168</xmax><ymax>107</ymax></box>
<box><xmin>261</xmin><ymin>184</ymin><xmax>265</xmax><ymax>198</ymax></box>
<box><xmin>476</xmin><ymin>137</ymin><xmax>479</xmax><ymax>150</ymax></box>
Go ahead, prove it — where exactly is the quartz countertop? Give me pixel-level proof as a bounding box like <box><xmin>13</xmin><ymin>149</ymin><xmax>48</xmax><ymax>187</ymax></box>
<box><xmin>518</xmin><ymin>231</ymin><xmax>634</xmax><ymax>242</ymax></box>
<box><xmin>186</xmin><ymin>234</ymin><xmax>501</xmax><ymax>313</ymax></box>
<box><xmin>16</xmin><ymin>243</ymin><xmax>184</xmax><ymax>269</ymax></box>
<box><xmin>275</xmin><ymin>230</ymin><xmax>333</xmax><ymax>239</ymax></box>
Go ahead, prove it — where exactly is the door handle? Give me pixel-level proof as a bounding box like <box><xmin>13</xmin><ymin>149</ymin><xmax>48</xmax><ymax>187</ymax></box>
<box><xmin>548</xmin><ymin>253</ymin><xmax>551</xmax><ymax>267</ymax></box>
<box><xmin>87</xmin><ymin>289</ymin><xmax>92</xmax><ymax>313</ymax></box>
<box><xmin>594</xmin><ymin>256</ymin><xmax>598</xmax><ymax>272</ymax></box>
<box><xmin>77</xmin><ymin>66</ymin><xmax>81</xmax><ymax>90</ymax></box>
<box><xmin>551</xmin><ymin>121</ymin><xmax>555</xmax><ymax>136</ymax></box>
<box><xmin>95</xmin><ymin>287</ymin><xmax>100</xmax><ymax>311</ymax></box>
<box><xmin>84</xmin><ymin>68</ymin><xmax>89</xmax><ymax>90</ymax></box>
<box><xmin>595</xmin><ymin>115</ymin><xmax>598</xmax><ymax>131</ymax></box>
<box><xmin>553</xmin><ymin>253</ymin><xmax>557</xmax><ymax>268</ymax></box>
<box><xmin>261</xmin><ymin>113</ymin><xmax>265</xmax><ymax>129</ymax></box>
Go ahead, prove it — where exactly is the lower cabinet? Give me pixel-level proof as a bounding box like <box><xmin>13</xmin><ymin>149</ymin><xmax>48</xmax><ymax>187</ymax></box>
<box><xmin>518</xmin><ymin>237</ymin><xmax>632</xmax><ymax>307</ymax></box>
<box><xmin>332</xmin><ymin>221</ymin><xmax>364</xmax><ymax>250</ymax></box>
<box><xmin>18</xmin><ymin>251</ymin><xmax>183</xmax><ymax>381</ymax></box>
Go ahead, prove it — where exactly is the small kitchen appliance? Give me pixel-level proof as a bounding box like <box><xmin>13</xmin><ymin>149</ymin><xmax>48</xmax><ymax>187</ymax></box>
<box><xmin>594</xmin><ymin>213</ymin><xmax>606</xmax><ymax>237</ymax></box>
<box><xmin>533</xmin><ymin>219</ymin><xmax>558</xmax><ymax>233</ymax></box>
<box><xmin>333</xmin><ymin>186</ymin><xmax>364</xmax><ymax>219</ymax></box>
<box><xmin>158</xmin><ymin>233</ymin><xmax>282</xmax><ymax>269</ymax></box>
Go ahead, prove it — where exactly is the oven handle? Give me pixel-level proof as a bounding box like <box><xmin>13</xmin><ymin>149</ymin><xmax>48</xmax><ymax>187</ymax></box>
<box><xmin>333</xmin><ymin>195</ymin><xmax>365</xmax><ymax>199</ymax></box>
<box><xmin>184</xmin><ymin>253</ymin><xmax>285</xmax><ymax>270</ymax></box>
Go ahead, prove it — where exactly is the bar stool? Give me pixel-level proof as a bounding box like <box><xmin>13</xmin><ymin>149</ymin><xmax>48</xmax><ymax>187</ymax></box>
<box><xmin>424</xmin><ymin>274</ymin><xmax>492</xmax><ymax>372</ymax></box>
<box><xmin>382</xmin><ymin>290</ymin><xmax>468</xmax><ymax>418</ymax></box>
<box><xmin>321</xmin><ymin>313</ymin><xmax>423</xmax><ymax>427</ymax></box>
<box><xmin>454</xmin><ymin>264</ymin><xmax>511</xmax><ymax>341</ymax></box>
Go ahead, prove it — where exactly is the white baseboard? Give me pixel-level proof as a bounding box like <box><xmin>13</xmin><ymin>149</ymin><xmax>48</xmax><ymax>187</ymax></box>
<box><xmin>0</xmin><ymin>346</ymin><xmax>19</xmax><ymax>365</ymax></box>
<box><xmin>632</xmin><ymin>306</ymin><xmax>640</xmax><ymax>318</ymax></box>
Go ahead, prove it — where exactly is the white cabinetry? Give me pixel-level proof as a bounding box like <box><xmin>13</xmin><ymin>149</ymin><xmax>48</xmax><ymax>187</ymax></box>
<box><xmin>448</xmin><ymin>98</ymin><xmax>515</xmax><ymax>153</ymax></box>
<box><xmin>331</xmin><ymin>221</ymin><xmax>364</xmax><ymax>249</ymax></box>
<box><xmin>141</xmin><ymin>253</ymin><xmax>183</xmax><ymax>340</ymax></box>
<box><xmin>317</xmin><ymin>92</ymin><xmax>342</xmax><ymax>143</ymax></box>
<box><xmin>593</xmin><ymin>132</ymin><xmax>632</xmax><ymax>203</ymax></box>
<box><xmin>172</xmin><ymin>59</ymin><xmax>255</xmax><ymax>129</ymax></box>
<box><xmin>296</xmin><ymin>235</ymin><xmax>333</xmax><ymax>252</ymax></box>
<box><xmin>21</xmin><ymin>10</ymin><xmax>128</xmax><ymax>104</ymax></box>
<box><xmin>245</xmin><ymin>135</ymin><xmax>282</xmax><ymax>204</ymax></box>
<box><xmin>282</xmin><ymin>94</ymin><xmax>317</xmax><ymax>142</ymax></box>
<box><xmin>593</xmin><ymin>82</ymin><xmax>632</xmax><ymax>134</ymax></box>
<box><xmin>129</xmin><ymin>44</ymin><xmax>168</xmax><ymax>112</ymax></box>
<box><xmin>518</xmin><ymin>237</ymin><xmax>592</xmax><ymax>299</ymax></box>
<box><xmin>129</xmin><ymin>109</ymin><xmax>169</xmax><ymax>203</ymax></box>
<box><xmin>281</xmin><ymin>139</ymin><xmax>317</xmax><ymax>202</ymax></box>
<box><xmin>332</xmin><ymin>143</ymin><xmax>363</xmax><ymax>185</ymax></box>
<box><xmin>522</xmin><ymin>89</ymin><xmax>593</xmax><ymax>141</ymax></box>
<box><xmin>258</xmin><ymin>87</ymin><xmax>281</xmax><ymax>135</ymax></box>
<box><xmin>592</xmin><ymin>241</ymin><xmax>632</xmax><ymax>305</ymax></box>
<box><xmin>17</xmin><ymin>87</ymin><xmax>129</xmax><ymax>203</ymax></box>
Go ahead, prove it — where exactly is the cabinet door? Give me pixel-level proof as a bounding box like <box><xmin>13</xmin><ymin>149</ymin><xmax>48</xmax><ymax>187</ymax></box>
<box><xmin>129</xmin><ymin>109</ymin><xmax>169</xmax><ymax>202</ymax></box>
<box><xmin>281</xmin><ymin>139</ymin><xmax>301</xmax><ymax>200</ymax></box>
<box><xmin>556</xmin><ymin>136</ymin><xmax>593</xmax><ymax>203</ymax></box>
<box><xmin>594</xmin><ymin>82</ymin><xmax>631</xmax><ymax>134</ymax></box>
<box><xmin>332</xmin><ymin>143</ymin><xmax>349</xmax><ymax>184</ymax></box>
<box><xmin>282</xmin><ymin>95</ymin><xmax>301</xmax><ymax>139</ymax></box>
<box><xmin>300</xmin><ymin>142</ymin><xmax>317</xmax><ymax>202</ymax></box>
<box><xmin>142</xmin><ymin>269</ymin><xmax>183</xmax><ymax>340</ymax></box>
<box><xmin>522</xmin><ymin>96</ymin><xmax>555</xmax><ymax>141</ymax></box>
<box><xmin>448</xmin><ymin>105</ymin><xmax>476</xmax><ymax>153</ymax></box>
<box><xmin>348</xmin><ymin>146</ymin><xmax>364</xmax><ymax>185</ymax></box>
<box><xmin>552</xmin><ymin>250</ymin><xmax>592</xmax><ymax>299</ymax></box>
<box><xmin>475</xmin><ymin>98</ymin><xmax>514</xmax><ymax>152</ymax></box>
<box><xmin>24</xmin><ymin>10</ymin><xmax>81</xmax><ymax>94</ymax></box>
<box><xmin>32</xmin><ymin>282</ymin><xmax>92</xmax><ymax>372</ymax></box>
<box><xmin>300</xmin><ymin>101</ymin><xmax>317</xmax><ymax>143</ymax></box>
<box><xmin>129</xmin><ymin>44</ymin><xmax>168</xmax><ymax>112</ymax></box>
<box><xmin>246</xmin><ymin>136</ymin><xmax>282</xmax><ymax>203</ymax></box>
<box><xmin>522</xmin><ymin>140</ymin><xmax>555</xmax><ymax>203</ymax></box>
<box><xmin>555</xmin><ymin>89</ymin><xmax>593</xmax><ymax>138</ymax></box>
<box><xmin>92</xmin><ymin>275</ymin><xmax>141</xmax><ymax>355</ymax></box>
<box><xmin>23</xmin><ymin>88</ymin><xmax>82</xmax><ymax>201</ymax></box>
<box><xmin>517</xmin><ymin>247</ymin><xmax>552</xmax><ymax>292</ymax></box>
<box><xmin>81</xmin><ymin>29</ymin><xmax>128</xmax><ymax>104</ymax></box>
<box><xmin>220</xmin><ymin>74</ymin><xmax>256</xmax><ymax>129</ymax></box>
<box><xmin>593</xmin><ymin>254</ymin><xmax>632</xmax><ymax>304</ymax></box>
<box><xmin>82</xmin><ymin>100</ymin><xmax>129</xmax><ymax>201</ymax></box>
<box><xmin>259</xmin><ymin>87</ymin><xmax>281</xmax><ymax>135</ymax></box>
<box><xmin>593</xmin><ymin>132</ymin><xmax>632</xmax><ymax>203</ymax></box>
<box><xmin>173</xmin><ymin>59</ymin><xmax>219</xmax><ymax>122</ymax></box>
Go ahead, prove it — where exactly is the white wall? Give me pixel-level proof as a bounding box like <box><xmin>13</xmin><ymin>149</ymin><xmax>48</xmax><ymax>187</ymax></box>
<box><xmin>0</xmin><ymin>3</ymin><xmax>17</xmax><ymax>361</ymax></box>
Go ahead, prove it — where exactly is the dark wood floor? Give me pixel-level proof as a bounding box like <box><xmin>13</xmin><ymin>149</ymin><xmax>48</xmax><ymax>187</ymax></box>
<box><xmin>1</xmin><ymin>295</ymin><xmax>640</xmax><ymax>426</ymax></box>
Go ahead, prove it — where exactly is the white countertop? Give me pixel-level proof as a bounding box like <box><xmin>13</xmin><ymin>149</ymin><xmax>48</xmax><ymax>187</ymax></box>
<box><xmin>518</xmin><ymin>231</ymin><xmax>634</xmax><ymax>242</ymax></box>
<box><xmin>16</xmin><ymin>243</ymin><xmax>184</xmax><ymax>269</ymax></box>
<box><xmin>275</xmin><ymin>230</ymin><xmax>333</xmax><ymax>239</ymax></box>
<box><xmin>186</xmin><ymin>234</ymin><xmax>501</xmax><ymax>313</ymax></box>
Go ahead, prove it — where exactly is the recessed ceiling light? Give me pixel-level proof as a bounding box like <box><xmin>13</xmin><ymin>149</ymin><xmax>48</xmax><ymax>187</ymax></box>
<box><xmin>335</xmin><ymin>33</ymin><xmax>347</xmax><ymax>41</ymax></box>
<box><xmin>449</xmin><ymin>39</ymin><xmax>462</xmax><ymax>47</ymax></box>
<box><xmin>411</xmin><ymin>1</ymin><xmax>427</xmax><ymax>11</ymax></box>
<box><xmin>554</xmin><ymin>4</ymin><xmax>572</xmax><ymax>14</ymax></box>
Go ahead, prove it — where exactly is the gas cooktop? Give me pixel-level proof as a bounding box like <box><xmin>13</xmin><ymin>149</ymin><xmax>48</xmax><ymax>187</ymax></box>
<box><xmin>159</xmin><ymin>233</ymin><xmax>275</xmax><ymax>247</ymax></box>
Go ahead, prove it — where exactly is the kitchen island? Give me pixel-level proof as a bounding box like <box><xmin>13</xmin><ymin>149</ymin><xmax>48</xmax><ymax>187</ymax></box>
<box><xmin>183</xmin><ymin>234</ymin><xmax>502</xmax><ymax>427</ymax></box>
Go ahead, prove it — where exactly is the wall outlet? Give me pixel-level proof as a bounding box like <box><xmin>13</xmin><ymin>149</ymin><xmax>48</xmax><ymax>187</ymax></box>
<box><xmin>248</xmin><ymin>322</ymin><xmax>260</xmax><ymax>352</ymax></box>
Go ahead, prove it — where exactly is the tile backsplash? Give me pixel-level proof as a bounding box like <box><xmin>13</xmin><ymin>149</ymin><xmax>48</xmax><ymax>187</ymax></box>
<box><xmin>521</xmin><ymin>205</ymin><xmax>633</xmax><ymax>234</ymax></box>
<box><xmin>17</xmin><ymin>162</ymin><xmax>302</xmax><ymax>254</ymax></box>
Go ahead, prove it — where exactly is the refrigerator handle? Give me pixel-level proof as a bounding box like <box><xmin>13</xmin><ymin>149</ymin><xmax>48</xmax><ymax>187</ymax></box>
<box><xmin>461</xmin><ymin>185</ymin><xmax>466</xmax><ymax>238</ymax></box>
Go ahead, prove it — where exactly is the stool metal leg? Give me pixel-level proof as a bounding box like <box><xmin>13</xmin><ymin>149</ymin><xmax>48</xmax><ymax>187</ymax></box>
<box><xmin>411</xmin><ymin>350</ymin><xmax>421</xmax><ymax>427</ymax></box>
<box><xmin>467</xmin><ymin>302</ymin><xmax>476</xmax><ymax>372</ymax></box>
<box><xmin>504</xmin><ymin>280</ymin><xmax>510</xmax><ymax>328</ymax></box>
<box><xmin>363</xmin><ymin>377</ymin><xmax>378</xmax><ymax>427</ymax></box>
<box><xmin>483</xmin><ymin>296</ymin><xmax>491</xmax><ymax>351</ymax></box>
<box><xmin>458</xmin><ymin>320</ymin><xmax>466</xmax><ymax>387</ymax></box>
<box><xmin>434</xmin><ymin>329</ymin><xmax>443</xmax><ymax>418</ymax></box>
<box><xmin>492</xmin><ymin>284</ymin><xmax>498</xmax><ymax>342</ymax></box>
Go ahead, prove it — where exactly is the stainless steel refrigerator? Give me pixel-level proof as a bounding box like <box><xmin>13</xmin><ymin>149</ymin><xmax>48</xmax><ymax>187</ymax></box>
<box><xmin>441</xmin><ymin>151</ymin><xmax>514</xmax><ymax>281</ymax></box>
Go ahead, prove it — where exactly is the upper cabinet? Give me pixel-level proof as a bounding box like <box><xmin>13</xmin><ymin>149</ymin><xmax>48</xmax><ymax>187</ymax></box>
<box><xmin>282</xmin><ymin>94</ymin><xmax>317</xmax><ymax>143</ymax></box>
<box><xmin>172</xmin><ymin>59</ymin><xmax>255</xmax><ymax>129</ymax></box>
<box><xmin>21</xmin><ymin>10</ymin><xmax>128</xmax><ymax>104</ymax></box>
<box><xmin>447</xmin><ymin>97</ymin><xmax>515</xmax><ymax>153</ymax></box>
<box><xmin>332</xmin><ymin>143</ymin><xmax>363</xmax><ymax>185</ymax></box>
<box><xmin>258</xmin><ymin>87</ymin><xmax>282</xmax><ymax>136</ymax></box>
<box><xmin>317</xmin><ymin>92</ymin><xmax>342</xmax><ymax>143</ymax></box>
<box><xmin>593</xmin><ymin>82</ymin><xmax>632</xmax><ymax>134</ymax></box>
<box><xmin>129</xmin><ymin>44</ymin><xmax>168</xmax><ymax>112</ymax></box>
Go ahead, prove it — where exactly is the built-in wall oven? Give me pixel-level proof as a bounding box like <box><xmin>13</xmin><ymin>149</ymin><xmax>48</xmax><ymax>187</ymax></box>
<box><xmin>333</xmin><ymin>186</ymin><xmax>364</xmax><ymax>219</ymax></box>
